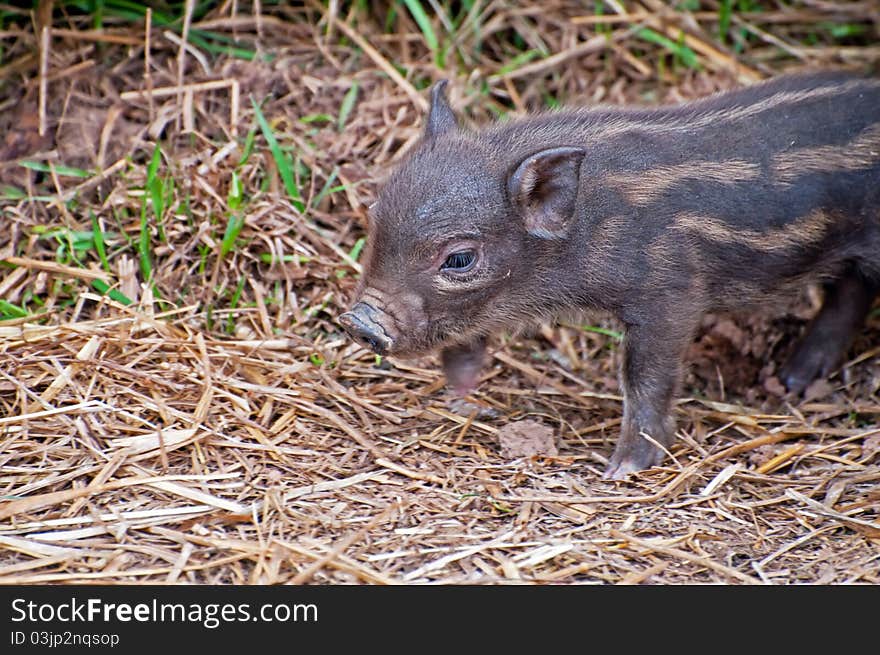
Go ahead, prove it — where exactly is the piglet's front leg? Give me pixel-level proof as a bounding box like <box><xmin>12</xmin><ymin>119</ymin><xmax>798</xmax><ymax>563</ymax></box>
<box><xmin>441</xmin><ymin>337</ymin><xmax>488</xmax><ymax>395</ymax></box>
<box><xmin>604</xmin><ymin>320</ymin><xmax>695</xmax><ymax>480</ymax></box>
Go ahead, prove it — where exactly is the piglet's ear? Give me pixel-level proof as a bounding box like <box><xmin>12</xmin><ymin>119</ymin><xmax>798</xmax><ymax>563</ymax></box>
<box><xmin>425</xmin><ymin>80</ymin><xmax>458</xmax><ymax>140</ymax></box>
<box><xmin>508</xmin><ymin>146</ymin><xmax>585</xmax><ymax>239</ymax></box>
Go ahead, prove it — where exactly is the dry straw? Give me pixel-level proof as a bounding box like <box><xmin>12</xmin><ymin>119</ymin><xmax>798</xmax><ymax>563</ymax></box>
<box><xmin>0</xmin><ymin>1</ymin><xmax>878</xmax><ymax>584</ymax></box>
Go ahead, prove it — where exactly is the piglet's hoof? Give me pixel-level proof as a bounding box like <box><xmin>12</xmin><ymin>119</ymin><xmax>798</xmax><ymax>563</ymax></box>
<box><xmin>603</xmin><ymin>459</ymin><xmax>643</xmax><ymax>481</ymax></box>
<box><xmin>603</xmin><ymin>439</ymin><xmax>666</xmax><ymax>480</ymax></box>
<box><xmin>778</xmin><ymin>346</ymin><xmax>839</xmax><ymax>396</ymax></box>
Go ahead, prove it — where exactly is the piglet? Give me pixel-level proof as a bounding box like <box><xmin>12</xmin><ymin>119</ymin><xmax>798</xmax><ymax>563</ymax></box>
<box><xmin>341</xmin><ymin>73</ymin><xmax>880</xmax><ymax>479</ymax></box>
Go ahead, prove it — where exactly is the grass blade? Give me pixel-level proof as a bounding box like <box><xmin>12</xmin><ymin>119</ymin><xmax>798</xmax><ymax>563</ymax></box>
<box><xmin>300</xmin><ymin>113</ymin><xmax>333</xmax><ymax>124</ymax></box>
<box><xmin>222</xmin><ymin>223</ymin><xmax>245</xmax><ymax>259</ymax></box>
<box><xmin>1</xmin><ymin>185</ymin><xmax>27</xmax><ymax>200</ymax></box>
<box><xmin>227</xmin><ymin>169</ymin><xmax>244</xmax><ymax>212</ymax></box>
<box><xmin>225</xmin><ymin>275</ymin><xmax>247</xmax><ymax>333</ymax></box>
<box><xmin>221</xmin><ymin>170</ymin><xmax>246</xmax><ymax>258</ymax></box>
<box><xmin>402</xmin><ymin>0</ymin><xmax>438</xmax><ymax>52</ymax></box>
<box><xmin>401</xmin><ymin>0</ymin><xmax>444</xmax><ymax>66</ymax></box>
<box><xmin>311</xmin><ymin>167</ymin><xmax>341</xmax><ymax>209</ymax></box>
<box><xmin>90</xmin><ymin>211</ymin><xmax>110</xmax><ymax>273</ymax></box>
<box><xmin>0</xmin><ymin>299</ymin><xmax>27</xmax><ymax>320</ymax></box>
<box><xmin>90</xmin><ymin>279</ymin><xmax>133</xmax><ymax>306</ymax></box>
<box><xmin>636</xmin><ymin>28</ymin><xmax>699</xmax><ymax>69</ymax></box>
<box><xmin>496</xmin><ymin>48</ymin><xmax>543</xmax><ymax>77</ymax></box>
<box><xmin>20</xmin><ymin>161</ymin><xmax>92</xmax><ymax>178</ymax></box>
<box><xmin>237</xmin><ymin>127</ymin><xmax>257</xmax><ymax>167</ymax></box>
<box><xmin>251</xmin><ymin>97</ymin><xmax>305</xmax><ymax>212</ymax></box>
<box><xmin>349</xmin><ymin>236</ymin><xmax>366</xmax><ymax>262</ymax></box>
<box><xmin>337</xmin><ymin>82</ymin><xmax>359</xmax><ymax>132</ymax></box>
<box><xmin>718</xmin><ymin>0</ymin><xmax>733</xmax><ymax>43</ymax></box>
<box><xmin>582</xmin><ymin>325</ymin><xmax>623</xmax><ymax>342</ymax></box>
<box><xmin>146</xmin><ymin>145</ymin><xmax>165</xmax><ymax>221</ymax></box>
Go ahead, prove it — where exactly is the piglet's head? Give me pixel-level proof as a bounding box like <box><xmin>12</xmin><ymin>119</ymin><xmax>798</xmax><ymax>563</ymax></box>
<box><xmin>339</xmin><ymin>81</ymin><xmax>585</xmax><ymax>363</ymax></box>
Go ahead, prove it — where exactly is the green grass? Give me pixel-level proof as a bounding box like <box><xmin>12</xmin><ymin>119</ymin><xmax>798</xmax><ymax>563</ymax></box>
<box><xmin>0</xmin><ymin>185</ymin><xmax>28</xmax><ymax>200</ymax></box>
<box><xmin>53</xmin><ymin>0</ymin><xmax>263</xmax><ymax>60</ymax></box>
<box><xmin>300</xmin><ymin>114</ymin><xmax>333</xmax><ymax>125</ymax></box>
<box><xmin>220</xmin><ymin>170</ymin><xmax>246</xmax><ymax>259</ymax></box>
<box><xmin>305</xmin><ymin>293</ymin><xmax>333</xmax><ymax>319</ymax></box>
<box><xmin>139</xmin><ymin>145</ymin><xmax>164</xmax><ymax>288</ymax></box>
<box><xmin>11</xmin><ymin>215</ymin><xmax>134</xmax><ymax>311</ymax></box>
<box><xmin>237</xmin><ymin>127</ymin><xmax>257</xmax><ymax>167</ymax></box>
<box><xmin>0</xmin><ymin>299</ymin><xmax>28</xmax><ymax>319</ymax></box>
<box><xmin>259</xmin><ymin>253</ymin><xmax>303</xmax><ymax>265</ymax></box>
<box><xmin>636</xmin><ymin>28</ymin><xmax>699</xmax><ymax>70</ymax></box>
<box><xmin>718</xmin><ymin>0</ymin><xmax>733</xmax><ymax>44</ymax></box>
<box><xmin>5</xmin><ymin>0</ymin><xmax>876</xmax><ymax>339</ymax></box>
<box><xmin>146</xmin><ymin>146</ymin><xmax>167</xmax><ymax>224</ymax></box>
<box><xmin>90</xmin><ymin>211</ymin><xmax>110</xmax><ymax>272</ymax></box>
<box><xmin>401</xmin><ymin>0</ymin><xmax>443</xmax><ymax>67</ymax></box>
<box><xmin>348</xmin><ymin>237</ymin><xmax>366</xmax><ymax>263</ymax></box>
<box><xmin>251</xmin><ymin>97</ymin><xmax>305</xmax><ymax>212</ymax></box>
<box><xmin>334</xmin><ymin>235</ymin><xmax>367</xmax><ymax>278</ymax></box>
<box><xmin>225</xmin><ymin>275</ymin><xmax>247</xmax><ymax>334</ymax></box>
<box><xmin>337</xmin><ymin>82</ymin><xmax>360</xmax><ymax>132</ymax></box>
<box><xmin>90</xmin><ymin>279</ymin><xmax>133</xmax><ymax>305</ymax></box>
<box><xmin>495</xmin><ymin>49</ymin><xmax>543</xmax><ymax>77</ymax></box>
<box><xmin>819</xmin><ymin>22</ymin><xmax>868</xmax><ymax>40</ymax></box>
<box><xmin>138</xmin><ymin>203</ymin><xmax>154</xmax><ymax>290</ymax></box>
<box><xmin>33</xmin><ymin>227</ymin><xmax>94</xmax><ymax>265</ymax></box>
<box><xmin>311</xmin><ymin>167</ymin><xmax>346</xmax><ymax>210</ymax></box>
<box><xmin>20</xmin><ymin>161</ymin><xmax>92</xmax><ymax>178</ymax></box>
<box><xmin>582</xmin><ymin>325</ymin><xmax>623</xmax><ymax>342</ymax></box>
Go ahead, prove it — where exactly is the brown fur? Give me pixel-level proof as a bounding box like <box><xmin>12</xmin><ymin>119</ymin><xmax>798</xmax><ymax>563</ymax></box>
<box><xmin>340</xmin><ymin>71</ymin><xmax>880</xmax><ymax>479</ymax></box>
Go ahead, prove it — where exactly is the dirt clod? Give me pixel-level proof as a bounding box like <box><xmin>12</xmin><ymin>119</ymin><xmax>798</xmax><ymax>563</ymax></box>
<box><xmin>497</xmin><ymin>420</ymin><xmax>558</xmax><ymax>459</ymax></box>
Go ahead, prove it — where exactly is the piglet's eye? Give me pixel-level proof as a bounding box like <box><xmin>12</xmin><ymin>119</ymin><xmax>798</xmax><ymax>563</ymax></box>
<box><xmin>440</xmin><ymin>249</ymin><xmax>477</xmax><ymax>273</ymax></box>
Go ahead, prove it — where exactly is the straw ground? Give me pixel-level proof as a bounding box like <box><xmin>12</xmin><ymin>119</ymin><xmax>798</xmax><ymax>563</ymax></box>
<box><xmin>0</xmin><ymin>2</ymin><xmax>879</xmax><ymax>584</ymax></box>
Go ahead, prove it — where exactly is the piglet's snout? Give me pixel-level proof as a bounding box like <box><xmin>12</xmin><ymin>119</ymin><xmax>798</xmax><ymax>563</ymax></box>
<box><xmin>339</xmin><ymin>302</ymin><xmax>394</xmax><ymax>355</ymax></box>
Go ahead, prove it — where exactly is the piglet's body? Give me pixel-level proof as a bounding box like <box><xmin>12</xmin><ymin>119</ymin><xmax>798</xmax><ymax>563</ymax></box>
<box><xmin>340</xmin><ymin>72</ymin><xmax>880</xmax><ymax>479</ymax></box>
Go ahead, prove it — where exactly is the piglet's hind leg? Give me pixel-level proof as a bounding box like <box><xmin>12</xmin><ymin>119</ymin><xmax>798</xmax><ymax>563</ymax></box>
<box><xmin>779</xmin><ymin>264</ymin><xmax>878</xmax><ymax>395</ymax></box>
